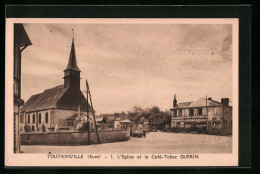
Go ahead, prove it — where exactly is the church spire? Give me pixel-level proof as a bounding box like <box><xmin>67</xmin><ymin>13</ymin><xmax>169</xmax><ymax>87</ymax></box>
<box><xmin>63</xmin><ymin>33</ymin><xmax>81</xmax><ymax>90</ymax></box>
<box><xmin>64</xmin><ymin>37</ymin><xmax>80</xmax><ymax>72</ymax></box>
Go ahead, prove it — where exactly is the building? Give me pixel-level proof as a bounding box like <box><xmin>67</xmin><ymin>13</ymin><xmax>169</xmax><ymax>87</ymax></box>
<box><xmin>120</xmin><ymin>119</ymin><xmax>132</xmax><ymax>129</ymax></box>
<box><xmin>170</xmin><ymin>95</ymin><xmax>232</xmax><ymax>135</ymax></box>
<box><xmin>114</xmin><ymin>117</ymin><xmax>122</xmax><ymax>129</ymax></box>
<box><xmin>95</xmin><ymin>116</ymin><xmax>107</xmax><ymax>130</ymax></box>
<box><xmin>113</xmin><ymin>117</ymin><xmax>132</xmax><ymax>130</ymax></box>
<box><xmin>20</xmin><ymin>38</ymin><xmax>93</xmax><ymax>133</ymax></box>
<box><xmin>14</xmin><ymin>24</ymin><xmax>32</xmax><ymax>153</ymax></box>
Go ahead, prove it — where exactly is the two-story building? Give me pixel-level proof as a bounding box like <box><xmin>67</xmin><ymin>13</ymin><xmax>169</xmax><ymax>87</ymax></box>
<box><xmin>170</xmin><ymin>95</ymin><xmax>232</xmax><ymax>135</ymax></box>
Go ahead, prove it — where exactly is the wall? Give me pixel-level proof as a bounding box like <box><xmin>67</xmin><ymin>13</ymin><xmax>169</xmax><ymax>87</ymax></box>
<box><xmin>21</xmin><ymin>129</ymin><xmax>130</xmax><ymax>145</ymax></box>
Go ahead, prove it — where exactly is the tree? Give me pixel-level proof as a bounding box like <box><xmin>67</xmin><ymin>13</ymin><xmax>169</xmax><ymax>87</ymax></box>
<box><xmin>149</xmin><ymin>106</ymin><xmax>160</xmax><ymax>115</ymax></box>
<box><xmin>139</xmin><ymin>117</ymin><xmax>145</xmax><ymax>124</ymax></box>
<box><xmin>133</xmin><ymin>105</ymin><xmax>143</xmax><ymax>113</ymax></box>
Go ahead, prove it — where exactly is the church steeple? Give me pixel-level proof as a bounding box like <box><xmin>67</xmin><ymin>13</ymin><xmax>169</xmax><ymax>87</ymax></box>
<box><xmin>64</xmin><ymin>38</ymin><xmax>80</xmax><ymax>72</ymax></box>
<box><xmin>63</xmin><ymin>37</ymin><xmax>81</xmax><ymax>90</ymax></box>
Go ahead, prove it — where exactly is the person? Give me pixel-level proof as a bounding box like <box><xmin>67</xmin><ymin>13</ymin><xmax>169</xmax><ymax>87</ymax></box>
<box><xmin>143</xmin><ymin>130</ymin><xmax>146</xmax><ymax>138</ymax></box>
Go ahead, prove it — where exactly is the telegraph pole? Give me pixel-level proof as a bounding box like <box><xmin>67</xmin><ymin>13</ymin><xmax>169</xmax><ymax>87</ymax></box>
<box><xmin>86</xmin><ymin>81</ymin><xmax>90</xmax><ymax>145</ymax></box>
<box><xmin>86</xmin><ymin>80</ymin><xmax>100</xmax><ymax>144</ymax></box>
<box><xmin>206</xmin><ymin>95</ymin><xmax>208</xmax><ymax>133</ymax></box>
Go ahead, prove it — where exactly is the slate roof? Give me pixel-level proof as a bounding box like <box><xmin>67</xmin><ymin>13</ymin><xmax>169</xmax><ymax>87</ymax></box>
<box><xmin>177</xmin><ymin>102</ymin><xmax>193</xmax><ymax>108</ymax></box>
<box><xmin>189</xmin><ymin>98</ymin><xmax>221</xmax><ymax>107</ymax></box>
<box><xmin>21</xmin><ymin>85</ymin><xmax>92</xmax><ymax>113</ymax></box>
<box><xmin>174</xmin><ymin>98</ymin><xmax>222</xmax><ymax>109</ymax></box>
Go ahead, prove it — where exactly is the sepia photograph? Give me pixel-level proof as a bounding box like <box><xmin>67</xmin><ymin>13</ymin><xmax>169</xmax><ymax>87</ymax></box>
<box><xmin>6</xmin><ymin>18</ymin><xmax>239</xmax><ymax>166</ymax></box>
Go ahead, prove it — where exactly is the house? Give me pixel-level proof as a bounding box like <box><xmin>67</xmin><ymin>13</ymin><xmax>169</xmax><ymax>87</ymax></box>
<box><xmin>20</xmin><ymin>38</ymin><xmax>93</xmax><ymax>133</ymax></box>
<box><xmin>95</xmin><ymin>116</ymin><xmax>108</xmax><ymax>130</ymax></box>
<box><xmin>120</xmin><ymin>119</ymin><xmax>132</xmax><ymax>129</ymax></box>
<box><xmin>170</xmin><ymin>94</ymin><xmax>232</xmax><ymax>135</ymax></box>
<box><xmin>14</xmin><ymin>24</ymin><xmax>32</xmax><ymax>153</ymax></box>
<box><xmin>114</xmin><ymin>117</ymin><xmax>122</xmax><ymax>129</ymax></box>
<box><xmin>113</xmin><ymin>117</ymin><xmax>132</xmax><ymax>130</ymax></box>
<box><xmin>65</xmin><ymin>112</ymin><xmax>95</xmax><ymax>132</ymax></box>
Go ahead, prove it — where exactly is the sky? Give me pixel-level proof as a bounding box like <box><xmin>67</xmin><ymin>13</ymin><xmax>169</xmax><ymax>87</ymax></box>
<box><xmin>21</xmin><ymin>23</ymin><xmax>233</xmax><ymax>114</ymax></box>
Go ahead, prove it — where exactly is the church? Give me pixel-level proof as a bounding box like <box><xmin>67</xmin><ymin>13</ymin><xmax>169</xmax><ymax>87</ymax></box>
<box><xmin>20</xmin><ymin>38</ymin><xmax>95</xmax><ymax>132</ymax></box>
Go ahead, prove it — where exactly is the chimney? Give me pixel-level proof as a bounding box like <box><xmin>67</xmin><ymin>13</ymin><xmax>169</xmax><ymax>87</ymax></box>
<box><xmin>173</xmin><ymin>94</ymin><xmax>177</xmax><ymax>107</ymax></box>
<box><xmin>221</xmin><ymin>98</ymin><xmax>229</xmax><ymax>106</ymax></box>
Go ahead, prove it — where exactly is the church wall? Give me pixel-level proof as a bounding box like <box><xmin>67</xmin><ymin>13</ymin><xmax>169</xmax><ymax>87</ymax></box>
<box><xmin>37</xmin><ymin>110</ymin><xmax>51</xmax><ymax>131</ymax></box>
<box><xmin>22</xmin><ymin>110</ymin><xmax>51</xmax><ymax>132</ymax></box>
<box><xmin>21</xmin><ymin>129</ymin><xmax>130</xmax><ymax>145</ymax></box>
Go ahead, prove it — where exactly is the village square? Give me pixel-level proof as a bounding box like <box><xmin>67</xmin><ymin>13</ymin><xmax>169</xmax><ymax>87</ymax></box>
<box><xmin>14</xmin><ymin>23</ymin><xmax>233</xmax><ymax>154</ymax></box>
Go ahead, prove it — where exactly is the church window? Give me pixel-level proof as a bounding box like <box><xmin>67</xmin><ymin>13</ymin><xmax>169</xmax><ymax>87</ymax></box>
<box><xmin>28</xmin><ymin>114</ymin><xmax>30</xmax><ymax>123</ymax></box>
<box><xmin>45</xmin><ymin>112</ymin><xmax>49</xmax><ymax>123</ymax></box>
<box><xmin>39</xmin><ymin>113</ymin><xmax>41</xmax><ymax>123</ymax></box>
<box><xmin>33</xmin><ymin>114</ymin><xmax>35</xmax><ymax>123</ymax></box>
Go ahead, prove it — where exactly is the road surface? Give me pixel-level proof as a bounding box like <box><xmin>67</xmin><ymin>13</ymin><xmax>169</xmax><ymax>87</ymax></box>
<box><xmin>21</xmin><ymin>132</ymin><xmax>232</xmax><ymax>154</ymax></box>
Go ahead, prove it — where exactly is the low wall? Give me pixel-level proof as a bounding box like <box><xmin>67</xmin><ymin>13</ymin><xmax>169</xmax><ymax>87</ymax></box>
<box><xmin>21</xmin><ymin>129</ymin><xmax>130</xmax><ymax>145</ymax></box>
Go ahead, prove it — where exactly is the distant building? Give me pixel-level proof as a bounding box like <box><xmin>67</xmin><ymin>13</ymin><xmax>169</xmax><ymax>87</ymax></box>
<box><xmin>113</xmin><ymin>117</ymin><xmax>132</xmax><ymax>130</ymax></box>
<box><xmin>14</xmin><ymin>24</ymin><xmax>32</xmax><ymax>153</ymax></box>
<box><xmin>170</xmin><ymin>95</ymin><xmax>232</xmax><ymax>135</ymax></box>
<box><xmin>20</xmin><ymin>38</ymin><xmax>92</xmax><ymax>132</ymax></box>
<box><xmin>95</xmin><ymin>116</ymin><xmax>108</xmax><ymax>130</ymax></box>
<box><xmin>120</xmin><ymin>119</ymin><xmax>132</xmax><ymax>129</ymax></box>
<box><xmin>114</xmin><ymin>117</ymin><xmax>122</xmax><ymax>129</ymax></box>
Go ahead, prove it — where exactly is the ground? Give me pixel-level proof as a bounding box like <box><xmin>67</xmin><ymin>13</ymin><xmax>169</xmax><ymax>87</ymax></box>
<box><xmin>21</xmin><ymin>132</ymin><xmax>232</xmax><ymax>154</ymax></box>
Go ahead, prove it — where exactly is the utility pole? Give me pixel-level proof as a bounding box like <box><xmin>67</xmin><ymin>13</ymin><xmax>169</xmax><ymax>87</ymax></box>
<box><xmin>86</xmin><ymin>80</ymin><xmax>100</xmax><ymax>144</ymax></box>
<box><xmin>206</xmin><ymin>95</ymin><xmax>208</xmax><ymax>133</ymax></box>
<box><xmin>86</xmin><ymin>81</ymin><xmax>90</xmax><ymax>145</ymax></box>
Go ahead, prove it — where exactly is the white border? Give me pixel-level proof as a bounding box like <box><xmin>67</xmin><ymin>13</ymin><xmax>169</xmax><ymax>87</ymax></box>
<box><xmin>5</xmin><ymin>18</ymin><xmax>239</xmax><ymax>167</ymax></box>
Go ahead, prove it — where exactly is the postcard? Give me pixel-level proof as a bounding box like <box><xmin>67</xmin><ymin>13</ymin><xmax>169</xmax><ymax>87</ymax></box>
<box><xmin>5</xmin><ymin>18</ymin><xmax>238</xmax><ymax>167</ymax></box>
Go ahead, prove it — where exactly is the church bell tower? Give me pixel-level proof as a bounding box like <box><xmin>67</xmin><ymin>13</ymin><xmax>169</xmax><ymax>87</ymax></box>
<box><xmin>63</xmin><ymin>38</ymin><xmax>81</xmax><ymax>90</ymax></box>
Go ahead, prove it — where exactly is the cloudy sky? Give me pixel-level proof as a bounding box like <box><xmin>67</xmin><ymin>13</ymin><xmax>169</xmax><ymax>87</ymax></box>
<box><xmin>21</xmin><ymin>23</ymin><xmax>232</xmax><ymax>114</ymax></box>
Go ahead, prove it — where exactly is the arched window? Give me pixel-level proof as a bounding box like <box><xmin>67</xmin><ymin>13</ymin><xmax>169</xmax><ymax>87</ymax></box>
<box><xmin>33</xmin><ymin>114</ymin><xmax>35</xmax><ymax>123</ymax></box>
<box><xmin>28</xmin><ymin>114</ymin><xmax>30</xmax><ymax>123</ymax></box>
<box><xmin>39</xmin><ymin>113</ymin><xmax>41</xmax><ymax>123</ymax></box>
<box><xmin>45</xmin><ymin>112</ymin><xmax>48</xmax><ymax>123</ymax></box>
